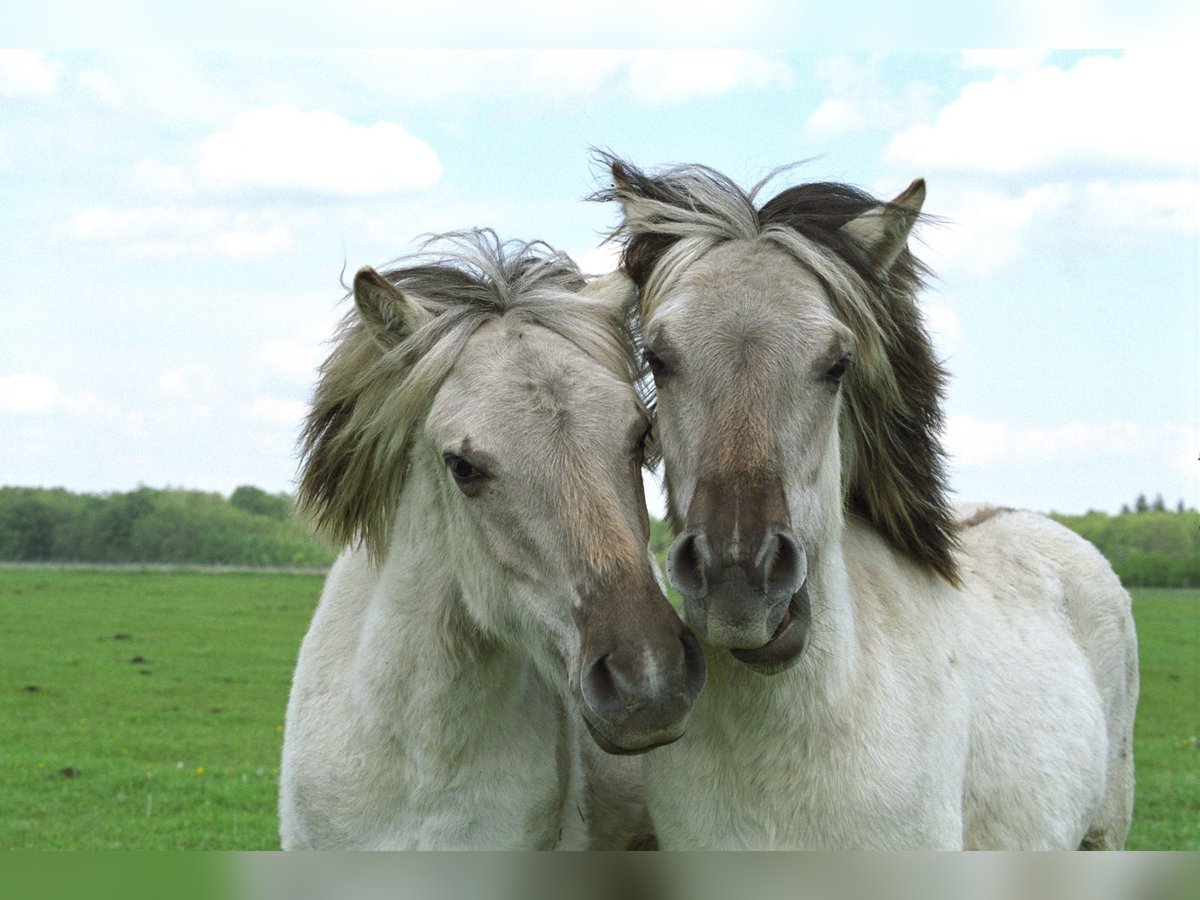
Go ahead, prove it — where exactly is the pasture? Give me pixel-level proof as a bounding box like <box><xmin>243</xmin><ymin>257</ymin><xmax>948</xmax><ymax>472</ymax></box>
<box><xmin>0</xmin><ymin>568</ymin><xmax>1196</xmax><ymax>850</ymax></box>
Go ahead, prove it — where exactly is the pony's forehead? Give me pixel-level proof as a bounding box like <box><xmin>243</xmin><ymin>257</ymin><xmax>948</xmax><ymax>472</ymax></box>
<box><xmin>429</xmin><ymin>318</ymin><xmax>640</xmax><ymax>442</ymax></box>
<box><xmin>452</xmin><ymin>317</ymin><xmax>624</xmax><ymax>381</ymax></box>
<box><xmin>647</xmin><ymin>239</ymin><xmax>847</xmax><ymax>343</ymax></box>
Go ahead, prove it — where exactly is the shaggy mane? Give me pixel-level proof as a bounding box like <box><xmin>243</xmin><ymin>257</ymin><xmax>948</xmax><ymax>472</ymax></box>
<box><xmin>594</xmin><ymin>152</ymin><xmax>960</xmax><ymax>584</ymax></box>
<box><xmin>298</xmin><ymin>229</ymin><xmax>641</xmax><ymax>562</ymax></box>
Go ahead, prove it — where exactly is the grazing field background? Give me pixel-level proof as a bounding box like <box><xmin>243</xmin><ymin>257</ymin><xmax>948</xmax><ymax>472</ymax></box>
<box><xmin>1</xmin><ymin>567</ymin><xmax>1196</xmax><ymax>850</ymax></box>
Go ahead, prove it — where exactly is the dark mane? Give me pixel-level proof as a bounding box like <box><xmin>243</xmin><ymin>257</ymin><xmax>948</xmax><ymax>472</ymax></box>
<box><xmin>597</xmin><ymin>153</ymin><xmax>960</xmax><ymax>584</ymax></box>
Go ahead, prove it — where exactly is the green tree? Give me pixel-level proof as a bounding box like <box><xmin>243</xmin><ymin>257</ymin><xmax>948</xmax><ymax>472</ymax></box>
<box><xmin>0</xmin><ymin>485</ymin><xmax>336</xmax><ymax>567</ymax></box>
<box><xmin>230</xmin><ymin>485</ymin><xmax>291</xmax><ymax>520</ymax></box>
<box><xmin>0</xmin><ymin>490</ymin><xmax>60</xmax><ymax>560</ymax></box>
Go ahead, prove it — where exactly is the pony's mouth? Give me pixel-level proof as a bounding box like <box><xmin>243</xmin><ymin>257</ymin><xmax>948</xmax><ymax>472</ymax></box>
<box><xmin>730</xmin><ymin>583</ymin><xmax>812</xmax><ymax>674</ymax></box>
<box><xmin>580</xmin><ymin>714</ymin><xmax>685</xmax><ymax>756</ymax></box>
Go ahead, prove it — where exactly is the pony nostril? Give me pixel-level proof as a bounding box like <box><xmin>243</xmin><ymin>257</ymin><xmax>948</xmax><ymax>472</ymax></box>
<box><xmin>582</xmin><ymin>655</ymin><xmax>628</xmax><ymax>720</ymax></box>
<box><xmin>580</xmin><ymin>652</ymin><xmax>648</xmax><ymax>724</ymax></box>
<box><xmin>668</xmin><ymin>532</ymin><xmax>711</xmax><ymax>598</ymax></box>
<box><xmin>585</xmin><ymin>629</ymin><xmax>704</xmax><ymax>716</ymax></box>
<box><xmin>756</xmin><ymin>531</ymin><xmax>806</xmax><ymax>597</ymax></box>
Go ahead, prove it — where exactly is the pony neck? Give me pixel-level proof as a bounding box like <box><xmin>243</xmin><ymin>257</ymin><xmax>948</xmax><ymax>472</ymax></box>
<box><xmin>803</xmin><ymin>516</ymin><xmax>860</xmax><ymax>700</ymax></box>
<box><xmin>357</xmin><ymin>463</ymin><xmax>564</xmax><ymax>743</ymax></box>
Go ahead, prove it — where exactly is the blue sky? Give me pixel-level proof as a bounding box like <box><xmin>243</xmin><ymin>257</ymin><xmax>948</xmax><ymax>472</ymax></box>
<box><xmin>1</xmin><ymin>48</ymin><xmax>1196</xmax><ymax>516</ymax></box>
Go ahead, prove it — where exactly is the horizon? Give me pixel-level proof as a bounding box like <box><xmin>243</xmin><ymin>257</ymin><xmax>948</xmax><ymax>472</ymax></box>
<box><xmin>1</xmin><ymin>482</ymin><xmax>1195</xmax><ymax>522</ymax></box>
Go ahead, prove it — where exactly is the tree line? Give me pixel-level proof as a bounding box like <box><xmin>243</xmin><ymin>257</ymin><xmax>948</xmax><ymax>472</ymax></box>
<box><xmin>0</xmin><ymin>486</ymin><xmax>336</xmax><ymax>568</ymax></box>
<box><xmin>1052</xmin><ymin>500</ymin><xmax>1200</xmax><ymax>588</ymax></box>
<box><xmin>0</xmin><ymin>486</ymin><xmax>1196</xmax><ymax>586</ymax></box>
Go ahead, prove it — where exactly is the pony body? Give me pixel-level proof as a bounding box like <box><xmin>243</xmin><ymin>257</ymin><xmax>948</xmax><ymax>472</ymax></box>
<box><xmin>280</xmin><ymin>232</ymin><xmax>703</xmax><ymax>849</ymax></box>
<box><xmin>642</xmin><ymin>508</ymin><xmax>1132</xmax><ymax>849</ymax></box>
<box><xmin>600</xmin><ymin>157</ymin><xmax>1138</xmax><ymax>849</ymax></box>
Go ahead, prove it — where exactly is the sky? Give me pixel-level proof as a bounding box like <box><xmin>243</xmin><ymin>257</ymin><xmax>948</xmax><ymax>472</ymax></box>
<box><xmin>1</xmin><ymin>46</ymin><xmax>1197</xmax><ymax>517</ymax></box>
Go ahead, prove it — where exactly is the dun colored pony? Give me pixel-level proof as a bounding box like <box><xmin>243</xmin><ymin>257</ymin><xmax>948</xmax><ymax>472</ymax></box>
<box><xmin>279</xmin><ymin>231</ymin><xmax>704</xmax><ymax>849</ymax></box>
<box><xmin>599</xmin><ymin>155</ymin><xmax>1138</xmax><ymax>850</ymax></box>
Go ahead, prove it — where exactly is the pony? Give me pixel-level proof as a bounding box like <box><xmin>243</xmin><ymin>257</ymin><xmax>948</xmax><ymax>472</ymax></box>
<box><xmin>597</xmin><ymin>154</ymin><xmax>1139</xmax><ymax>850</ymax></box>
<box><xmin>279</xmin><ymin>230</ymin><xmax>705</xmax><ymax>849</ymax></box>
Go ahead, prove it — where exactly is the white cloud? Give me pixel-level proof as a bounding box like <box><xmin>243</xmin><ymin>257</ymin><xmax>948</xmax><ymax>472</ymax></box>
<box><xmin>197</xmin><ymin>105</ymin><xmax>442</xmax><ymax>198</ymax></box>
<box><xmin>256</xmin><ymin>324</ymin><xmax>333</xmax><ymax>381</ymax></box>
<box><xmin>78</xmin><ymin>69</ymin><xmax>121</xmax><ymax>106</ymax></box>
<box><xmin>624</xmin><ymin>51</ymin><xmax>791</xmax><ymax>106</ymax></box>
<box><xmin>802</xmin><ymin>55</ymin><xmax>940</xmax><ymax>141</ymax></box>
<box><xmin>1079</xmin><ymin>179</ymin><xmax>1200</xmax><ymax>237</ymax></box>
<box><xmin>527</xmin><ymin>51</ymin><xmax>624</xmax><ymax>97</ymax></box>
<box><xmin>887</xmin><ymin>51</ymin><xmax>1200</xmax><ymax>174</ymax></box>
<box><xmin>0</xmin><ymin>373</ymin><xmax>120</xmax><ymax>419</ymax></box>
<box><xmin>571</xmin><ymin>243</ymin><xmax>621</xmax><ymax>277</ymax></box>
<box><xmin>0</xmin><ymin>50</ymin><xmax>58</xmax><ymax>97</ymax></box>
<box><xmin>157</xmin><ymin>366</ymin><xmax>217</xmax><ymax>402</ymax></box>
<box><xmin>72</xmin><ymin>206</ymin><xmax>214</xmax><ymax>242</ymax></box>
<box><xmin>920</xmin><ymin>299</ymin><xmax>964</xmax><ymax>356</ymax></box>
<box><xmin>921</xmin><ymin>176</ymin><xmax>1199</xmax><ymax>278</ymax></box>
<box><xmin>503</xmin><ymin>51</ymin><xmax>792</xmax><ymax>107</ymax></box>
<box><xmin>214</xmin><ymin>224</ymin><xmax>290</xmax><ymax>260</ymax></box>
<box><xmin>0</xmin><ymin>374</ymin><xmax>61</xmax><ymax>414</ymax></box>
<box><xmin>959</xmin><ymin>50</ymin><xmax>1048</xmax><ymax>74</ymax></box>
<box><xmin>241</xmin><ymin>396</ymin><xmax>308</xmax><ymax>429</ymax></box>
<box><xmin>70</xmin><ymin>206</ymin><xmax>292</xmax><ymax>260</ymax></box>
<box><xmin>920</xmin><ymin>184</ymin><xmax>1069</xmax><ymax>278</ymax></box>
<box><xmin>945</xmin><ymin>416</ymin><xmax>1196</xmax><ymax>470</ymax></box>
<box><xmin>804</xmin><ymin>99</ymin><xmax>864</xmax><ymax>138</ymax></box>
<box><xmin>130</xmin><ymin>159</ymin><xmax>194</xmax><ymax>198</ymax></box>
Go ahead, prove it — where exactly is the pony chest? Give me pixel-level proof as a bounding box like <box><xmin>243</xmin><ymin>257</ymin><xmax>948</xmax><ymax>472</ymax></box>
<box><xmin>644</xmin><ymin>682</ymin><xmax>965</xmax><ymax>849</ymax></box>
<box><xmin>400</xmin><ymin>688</ymin><xmax>579</xmax><ymax>847</ymax></box>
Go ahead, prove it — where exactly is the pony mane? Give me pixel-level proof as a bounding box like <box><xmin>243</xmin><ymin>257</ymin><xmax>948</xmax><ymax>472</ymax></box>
<box><xmin>298</xmin><ymin>228</ymin><xmax>641</xmax><ymax>562</ymax></box>
<box><xmin>595</xmin><ymin>153</ymin><xmax>960</xmax><ymax>583</ymax></box>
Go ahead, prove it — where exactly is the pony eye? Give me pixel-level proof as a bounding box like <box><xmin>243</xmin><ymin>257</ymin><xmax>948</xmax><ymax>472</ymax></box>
<box><xmin>442</xmin><ymin>452</ymin><xmax>486</xmax><ymax>494</ymax></box>
<box><xmin>643</xmin><ymin>348</ymin><xmax>667</xmax><ymax>379</ymax></box>
<box><xmin>643</xmin><ymin>349</ymin><xmax>666</xmax><ymax>377</ymax></box>
<box><xmin>826</xmin><ymin>355</ymin><xmax>852</xmax><ymax>387</ymax></box>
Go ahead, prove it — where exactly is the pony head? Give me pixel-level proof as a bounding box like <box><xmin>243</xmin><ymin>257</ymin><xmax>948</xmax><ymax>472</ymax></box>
<box><xmin>299</xmin><ymin>230</ymin><xmax>704</xmax><ymax>749</ymax></box>
<box><xmin>598</xmin><ymin>155</ymin><xmax>958</xmax><ymax>673</ymax></box>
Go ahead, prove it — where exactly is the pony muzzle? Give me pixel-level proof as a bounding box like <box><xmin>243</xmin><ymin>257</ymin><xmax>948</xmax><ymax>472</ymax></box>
<box><xmin>728</xmin><ymin>584</ymin><xmax>812</xmax><ymax>673</ymax></box>
<box><xmin>577</xmin><ymin>625</ymin><xmax>706</xmax><ymax>755</ymax></box>
<box><xmin>670</xmin><ymin>527</ymin><xmax>812</xmax><ymax>672</ymax></box>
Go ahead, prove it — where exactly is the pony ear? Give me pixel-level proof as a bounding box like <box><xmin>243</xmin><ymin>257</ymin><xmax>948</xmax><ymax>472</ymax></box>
<box><xmin>604</xmin><ymin>160</ymin><xmax>683</xmax><ymax>291</ymax></box>
<box><xmin>580</xmin><ymin>270</ymin><xmax>637</xmax><ymax>320</ymax></box>
<box><xmin>610</xmin><ymin>159</ymin><xmax>632</xmax><ymax>191</ymax></box>
<box><xmin>608</xmin><ymin>161</ymin><xmax>647</xmax><ymax>225</ymax></box>
<box><xmin>353</xmin><ymin>267</ymin><xmax>432</xmax><ymax>348</ymax></box>
<box><xmin>840</xmin><ymin>179</ymin><xmax>926</xmax><ymax>272</ymax></box>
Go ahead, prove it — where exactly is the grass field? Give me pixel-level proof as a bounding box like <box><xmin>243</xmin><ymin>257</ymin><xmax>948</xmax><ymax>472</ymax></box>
<box><xmin>0</xmin><ymin>569</ymin><xmax>1196</xmax><ymax>850</ymax></box>
<box><xmin>0</xmin><ymin>569</ymin><xmax>321</xmax><ymax>850</ymax></box>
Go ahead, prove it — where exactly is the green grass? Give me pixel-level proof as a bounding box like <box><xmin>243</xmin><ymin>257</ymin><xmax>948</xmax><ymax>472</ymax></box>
<box><xmin>1124</xmin><ymin>588</ymin><xmax>1200</xmax><ymax>850</ymax></box>
<box><xmin>0</xmin><ymin>568</ymin><xmax>321</xmax><ymax>850</ymax></box>
<box><xmin>0</xmin><ymin>570</ymin><xmax>1195</xmax><ymax>849</ymax></box>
